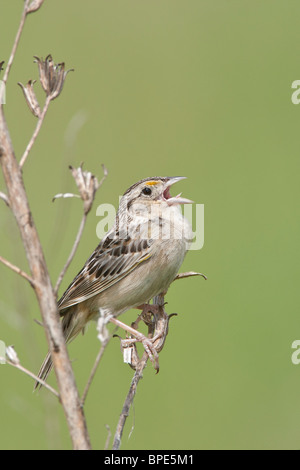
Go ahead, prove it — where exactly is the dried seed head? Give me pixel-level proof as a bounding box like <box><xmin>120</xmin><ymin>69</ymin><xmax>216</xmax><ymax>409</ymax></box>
<box><xmin>69</xmin><ymin>163</ymin><xmax>102</xmax><ymax>214</ymax></box>
<box><xmin>6</xmin><ymin>345</ymin><xmax>20</xmax><ymax>365</ymax></box>
<box><xmin>26</xmin><ymin>0</ymin><xmax>45</xmax><ymax>14</ymax></box>
<box><xmin>0</xmin><ymin>61</ymin><xmax>4</xmax><ymax>74</ymax></box>
<box><xmin>18</xmin><ymin>80</ymin><xmax>41</xmax><ymax>117</ymax></box>
<box><xmin>33</xmin><ymin>55</ymin><xmax>74</xmax><ymax>100</ymax></box>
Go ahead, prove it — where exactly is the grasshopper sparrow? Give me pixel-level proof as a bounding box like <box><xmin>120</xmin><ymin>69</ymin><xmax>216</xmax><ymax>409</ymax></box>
<box><xmin>36</xmin><ymin>176</ymin><xmax>193</xmax><ymax>386</ymax></box>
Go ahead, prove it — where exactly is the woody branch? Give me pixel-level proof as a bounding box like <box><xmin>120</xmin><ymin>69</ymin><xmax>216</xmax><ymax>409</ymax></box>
<box><xmin>0</xmin><ymin>1</ymin><xmax>91</xmax><ymax>450</ymax></box>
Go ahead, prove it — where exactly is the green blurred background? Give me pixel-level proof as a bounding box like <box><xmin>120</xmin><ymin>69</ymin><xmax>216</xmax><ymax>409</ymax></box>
<box><xmin>0</xmin><ymin>0</ymin><xmax>299</xmax><ymax>450</ymax></box>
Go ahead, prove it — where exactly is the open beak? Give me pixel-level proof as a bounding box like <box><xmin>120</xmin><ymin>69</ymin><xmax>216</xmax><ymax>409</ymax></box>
<box><xmin>163</xmin><ymin>176</ymin><xmax>194</xmax><ymax>206</ymax></box>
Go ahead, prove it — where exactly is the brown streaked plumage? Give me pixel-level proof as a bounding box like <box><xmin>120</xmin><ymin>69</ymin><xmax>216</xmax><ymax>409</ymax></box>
<box><xmin>35</xmin><ymin>176</ymin><xmax>193</xmax><ymax>388</ymax></box>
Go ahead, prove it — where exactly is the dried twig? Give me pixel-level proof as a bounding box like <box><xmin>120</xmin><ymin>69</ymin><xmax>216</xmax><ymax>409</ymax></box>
<box><xmin>112</xmin><ymin>294</ymin><xmax>169</xmax><ymax>450</ymax></box>
<box><xmin>0</xmin><ymin>107</ymin><xmax>91</xmax><ymax>451</ymax></box>
<box><xmin>79</xmin><ymin>309</ymin><xmax>123</xmax><ymax>411</ymax></box>
<box><xmin>19</xmin><ymin>95</ymin><xmax>51</xmax><ymax>168</ymax></box>
<box><xmin>0</xmin><ymin>3</ymin><xmax>91</xmax><ymax>450</ymax></box>
<box><xmin>1</xmin><ymin>356</ymin><xmax>59</xmax><ymax>398</ymax></box>
<box><xmin>54</xmin><ymin>164</ymin><xmax>108</xmax><ymax>295</ymax></box>
<box><xmin>112</xmin><ymin>351</ymin><xmax>149</xmax><ymax>450</ymax></box>
<box><xmin>80</xmin><ymin>312</ymin><xmax>116</xmax><ymax>406</ymax></box>
<box><xmin>81</xmin><ymin>335</ymin><xmax>112</xmax><ymax>406</ymax></box>
<box><xmin>104</xmin><ymin>425</ymin><xmax>112</xmax><ymax>450</ymax></box>
<box><xmin>0</xmin><ymin>254</ymin><xmax>35</xmax><ymax>287</ymax></box>
<box><xmin>1</xmin><ymin>0</ymin><xmax>30</xmax><ymax>89</ymax></box>
<box><xmin>54</xmin><ymin>212</ymin><xmax>87</xmax><ymax>296</ymax></box>
<box><xmin>19</xmin><ymin>55</ymin><xmax>74</xmax><ymax>168</ymax></box>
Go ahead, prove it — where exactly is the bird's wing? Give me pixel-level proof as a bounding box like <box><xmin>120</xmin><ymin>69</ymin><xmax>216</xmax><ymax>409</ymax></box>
<box><xmin>58</xmin><ymin>235</ymin><xmax>153</xmax><ymax>312</ymax></box>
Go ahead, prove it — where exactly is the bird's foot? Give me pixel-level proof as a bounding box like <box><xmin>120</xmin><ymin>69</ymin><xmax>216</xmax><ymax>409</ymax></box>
<box><xmin>110</xmin><ymin>316</ymin><xmax>161</xmax><ymax>371</ymax></box>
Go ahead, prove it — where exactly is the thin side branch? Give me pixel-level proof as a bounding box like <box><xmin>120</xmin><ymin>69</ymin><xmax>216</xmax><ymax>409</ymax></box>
<box><xmin>80</xmin><ymin>312</ymin><xmax>117</xmax><ymax>407</ymax></box>
<box><xmin>55</xmin><ymin>212</ymin><xmax>87</xmax><ymax>295</ymax></box>
<box><xmin>0</xmin><ymin>254</ymin><xmax>35</xmax><ymax>287</ymax></box>
<box><xmin>1</xmin><ymin>0</ymin><xmax>30</xmax><ymax>88</ymax></box>
<box><xmin>54</xmin><ymin>164</ymin><xmax>108</xmax><ymax>295</ymax></box>
<box><xmin>81</xmin><ymin>335</ymin><xmax>112</xmax><ymax>406</ymax></box>
<box><xmin>98</xmin><ymin>164</ymin><xmax>109</xmax><ymax>189</ymax></box>
<box><xmin>112</xmin><ymin>294</ymin><xmax>167</xmax><ymax>450</ymax></box>
<box><xmin>1</xmin><ymin>356</ymin><xmax>60</xmax><ymax>398</ymax></box>
<box><xmin>19</xmin><ymin>95</ymin><xmax>51</xmax><ymax>168</ymax></box>
<box><xmin>104</xmin><ymin>425</ymin><xmax>112</xmax><ymax>450</ymax></box>
<box><xmin>112</xmin><ymin>352</ymin><xmax>149</xmax><ymax>450</ymax></box>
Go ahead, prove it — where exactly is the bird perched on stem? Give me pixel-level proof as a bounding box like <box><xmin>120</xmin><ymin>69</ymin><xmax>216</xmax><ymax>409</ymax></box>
<box><xmin>35</xmin><ymin>176</ymin><xmax>193</xmax><ymax>388</ymax></box>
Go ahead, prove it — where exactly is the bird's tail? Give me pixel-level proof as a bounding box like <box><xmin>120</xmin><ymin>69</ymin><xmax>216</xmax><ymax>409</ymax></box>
<box><xmin>34</xmin><ymin>307</ymin><xmax>83</xmax><ymax>390</ymax></box>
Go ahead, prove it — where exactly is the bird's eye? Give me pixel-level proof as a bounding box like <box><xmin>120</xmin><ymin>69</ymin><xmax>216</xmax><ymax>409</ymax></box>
<box><xmin>142</xmin><ymin>187</ymin><xmax>152</xmax><ymax>196</ymax></box>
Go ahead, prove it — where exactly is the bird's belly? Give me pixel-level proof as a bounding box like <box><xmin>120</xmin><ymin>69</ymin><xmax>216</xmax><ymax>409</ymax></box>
<box><xmin>89</xmin><ymin>238</ymin><xmax>186</xmax><ymax>315</ymax></box>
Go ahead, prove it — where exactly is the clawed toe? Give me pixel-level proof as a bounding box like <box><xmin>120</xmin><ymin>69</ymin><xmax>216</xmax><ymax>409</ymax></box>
<box><xmin>109</xmin><ymin>304</ymin><xmax>173</xmax><ymax>372</ymax></box>
<box><xmin>140</xmin><ymin>335</ymin><xmax>160</xmax><ymax>372</ymax></box>
<box><xmin>119</xmin><ymin>333</ymin><xmax>161</xmax><ymax>371</ymax></box>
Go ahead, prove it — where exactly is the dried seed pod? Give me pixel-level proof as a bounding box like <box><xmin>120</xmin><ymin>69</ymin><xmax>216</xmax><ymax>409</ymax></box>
<box><xmin>33</xmin><ymin>55</ymin><xmax>74</xmax><ymax>100</ymax></box>
<box><xmin>69</xmin><ymin>164</ymin><xmax>103</xmax><ymax>214</ymax></box>
<box><xmin>18</xmin><ymin>80</ymin><xmax>41</xmax><ymax>117</ymax></box>
<box><xmin>26</xmin><ymin>0</ymin><xmax>45</xmax><ymax>14</ymax></box>
<box><xmin>6</xmin><ymin>345</ymin><xmax>20</xmax><ymax>365</ymax></box>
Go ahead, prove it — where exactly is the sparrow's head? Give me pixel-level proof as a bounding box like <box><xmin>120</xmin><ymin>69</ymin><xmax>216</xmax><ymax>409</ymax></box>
<box><xmin>121</xmin><ymin>176</ymin><xmax>193</xmax><ymax>213</ymax></box>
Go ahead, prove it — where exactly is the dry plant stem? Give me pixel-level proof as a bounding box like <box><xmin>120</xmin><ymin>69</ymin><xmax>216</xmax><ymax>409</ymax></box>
<box><xmin>0</xmin><ymin>254</ymin><xmax>35</xmax><ymax>287</ymax></box>
<box><xmin>0</xmin><ymin>104</ymin><xmax>91</xmax><ymax>451</ymax></box>
<box><xmin>112</xmin><ymin>352</ymin><xmax>149</xmax><ymax>450</ymax></box>
<box><xmin>0</xmin><ymin>0</ymin><xmax>91</xmax><ymax>450</ymax></box>
<box><xmin>81</xmin><ymin>335</ymin><xmax>111</xmax><ymax>406</ymax></box>
<box><xmin>55</xmin><ymin>212</ymin><xmax>87</xmax><ymax>295</ymax></box>
<box><xmin>54</xmin><ymin>211</ymin><xmax>87</xmax><ymax>295</ymax></box>
<box><xmin>98</xmin><ymin>164</ymin><xmax>109</xmax><ymax>188</ymax></box>
<box><xmin>19</xmin><ymin>95</ymin><xmax>51</xmax><ymax>168</ymax></box>
<box><xmin>112</xmin><ymin>294</ymin><xmax>165</xmax><ymax>450</ymax></box>
<box><xmin>104</xmin><ymin>425</ymin><xmax>112</xmax><ymax>450</ymax></box>
<box><xmin>55</xmin><ymin>165</ymin><xmax>108</xmax><ymax>296</ymax></box>
<box><xmin>1</xmin><ymin>0</ymin><xmax>30</xmax><ymax>87</ymax></box>
<box><xmin>2</xmin><ymin>357</ymin><xmax>59</xmax><ymax>398</ymax></box>
<box><xmin>1</xmin><ymin>39</ymin><xmax>88</xmax><ymax>438</ymax></box>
